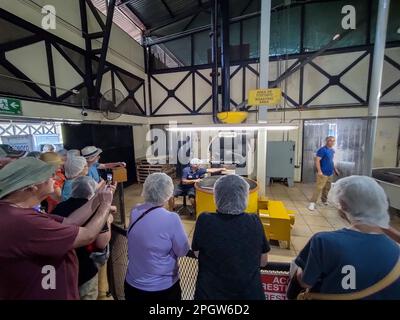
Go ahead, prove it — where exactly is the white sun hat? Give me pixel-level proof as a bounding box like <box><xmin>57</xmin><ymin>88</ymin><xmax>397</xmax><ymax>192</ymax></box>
<box><xmin>81</xmin><ymin>146</ymin><xmax>102</xmax><ymax>159</ymax></box>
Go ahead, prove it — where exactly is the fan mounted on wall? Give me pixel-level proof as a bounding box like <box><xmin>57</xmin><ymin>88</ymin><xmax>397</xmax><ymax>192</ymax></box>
<box><xmin>99</xmin><ymin>88</ymin><xmax>126</xmax><ymax>120</ymax></box>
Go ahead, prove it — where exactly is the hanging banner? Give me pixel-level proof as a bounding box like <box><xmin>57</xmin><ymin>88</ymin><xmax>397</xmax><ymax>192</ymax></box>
<box><xmin>248</xmin><ymin>88</ymin><xmax>282</xmax><ymax>106</ymax></box>
<box><xmin>261</xmin><ymin>272</ymin><xmax>290</xmax><ymax>300</ymax></box>
<box><xmin>0</xmin><ymin>98</ymin><xmax>22</xmax><ymax>115</ymax></box>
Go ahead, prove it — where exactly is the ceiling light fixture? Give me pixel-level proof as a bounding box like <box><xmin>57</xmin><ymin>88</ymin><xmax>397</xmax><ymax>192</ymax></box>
<box><xmin>165</xmin><ymin>124</ymin><xmax>299</xmax><ymax>132</ymax></box>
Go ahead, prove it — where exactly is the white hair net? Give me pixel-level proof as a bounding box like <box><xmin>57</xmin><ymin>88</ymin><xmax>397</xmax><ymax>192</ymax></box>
<box><xmin>57</xmin><ymin>149</ymin><xmax>68</xmax><ymax>157</ymax></box>
<box><xmin>141</xmin><ymin>173</ymin><xmax>174</xmax><ymax>206</ymax></box>
<box><xmin>190</xmin><ymin>158</ymin><xmax>201</xmax><ymax>165</ymax></box>
<box><xmin>328</xmin><ymin>175</ymin><xmax>390</xmax><ymax>228</ymax></box>
<box><xmin>214</xmin><ymin>175</ymin><xmax>249</xmax><ymax>215</ymax></box>
<box><xmin>71</xmin><ymin>176</ymin><xmax>97</xmax><ymax>199</ymax></box>
<box><xmin>64</xmin><ymin>156</ymin><xmax>87</xmax><ymax>179</ymax></box>
<box><xmin>67</xmin><ymin>149</ymin><xmax>81</xmax><ymax>158</ymax></box>
<box><xmin>42</xmin><ymin>144</ymin><xmax>55</xmax><ymax>152</ymax></box>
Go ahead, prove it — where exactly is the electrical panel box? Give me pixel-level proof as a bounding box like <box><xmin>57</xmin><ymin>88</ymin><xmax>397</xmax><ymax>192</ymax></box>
<box><xmin>266</xmin><ymin>141</ymin><xmax>295</xmax><ymax>187</ymax></box>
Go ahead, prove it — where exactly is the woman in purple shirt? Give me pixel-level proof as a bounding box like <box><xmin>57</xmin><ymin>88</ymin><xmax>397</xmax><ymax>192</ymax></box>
<box><xmin>125</xmin><ymin>173</ymin><xmax>190</xmax><ymax>301</ymax></box>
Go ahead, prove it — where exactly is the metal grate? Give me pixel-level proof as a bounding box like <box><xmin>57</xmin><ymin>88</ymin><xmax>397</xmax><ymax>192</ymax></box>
<box><xmin>177</xmin><ymin>253</ymin><xmax>198</xmax><ymax>300</ymax></box>
<box><xmin>107</xmin><ymin>224</ymin><xmax>129</xmax><ymax>300</ymax></box>
<box><xmin>107</xmin><ymin>223</ymin><xmax>290</xmax><ymax>300</ymax></box>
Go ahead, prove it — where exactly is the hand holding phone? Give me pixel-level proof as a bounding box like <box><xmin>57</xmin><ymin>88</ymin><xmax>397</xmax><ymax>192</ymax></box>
<box><xmin>106</xmin><ymin>173</ymin><xmax>113</xmax><ymax>185</ymax></box>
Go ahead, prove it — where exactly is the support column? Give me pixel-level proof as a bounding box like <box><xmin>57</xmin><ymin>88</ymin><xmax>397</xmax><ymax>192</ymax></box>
<box><xmin>93</xmin><ymin>0</ymin><xmax>116</xmax><ymax>105</ymax></box>
<box><xmin>363</xmin><ymin>0</ymin><xmax>390</xmax><ymax>176</ymax></box>
<box><xmin>220</xmin><ymin>0</ymin><xmax>230</xmax><ymax>111</ymax></box>
<box><xmin>256</xmin><ymin>0</ymin><xmax>271</xmax><ymax>196</ymax></box>
<box><xmin>211</xmin><ymin>0</ymin><xmax>219</xmax><ymax>122</ymax></box>
<box><xmin>79</xmin><ymin>0</ymin><xmax>94</xmax><ymax>108</ymax></box>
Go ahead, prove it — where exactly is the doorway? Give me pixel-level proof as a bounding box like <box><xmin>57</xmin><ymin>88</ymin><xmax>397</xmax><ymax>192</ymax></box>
<box><xmin>302</xmin><ymin>118</ymin><xmax>368</xmax><ymax>183</ymax></box>
<box><xmin>62</xmin><ymin>123</ymin><xmax>137</xmax><ymax>186</ymax></box>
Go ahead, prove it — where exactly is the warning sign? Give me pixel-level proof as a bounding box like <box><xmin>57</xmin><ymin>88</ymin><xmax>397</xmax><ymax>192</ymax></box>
<box><xmin>248</xmin><ymin>88</ymin><xmax>282</xmax><ymax>106</ymax></box>
<box><xmin>261</xmin><ymin>273</ymin><xmax>289</xmax><ymax>300</ymax></box>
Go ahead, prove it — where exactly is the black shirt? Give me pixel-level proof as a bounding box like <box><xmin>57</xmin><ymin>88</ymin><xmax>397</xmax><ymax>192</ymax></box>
<box><xmin>192</xmin><ymin>212</ymin><xmax>270</xmax><ymax>300</ymax></box>
<box><xmin>52</xmin><ymin>198</ymin><xmax>108</xmax><ymax>286</ymax></box>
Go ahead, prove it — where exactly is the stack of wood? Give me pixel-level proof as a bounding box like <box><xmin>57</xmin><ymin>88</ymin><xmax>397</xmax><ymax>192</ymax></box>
<box><xmin>136</xmin><ymin>158</ymin><xmax>176</xmax><ymax>183</ymax></box>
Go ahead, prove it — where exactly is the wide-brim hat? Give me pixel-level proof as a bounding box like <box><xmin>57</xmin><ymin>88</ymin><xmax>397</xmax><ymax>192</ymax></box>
<box><xmin>0</xmin><ymin>144</ymin><xmax>26</xmax><ymax>158</ymax></box>
<box><xmin>0</xmin><ymin>158</ymin><xmax>56</xmax><ymax>199</ymax></box>
<box><xmin>39</xmin><ymin>152</ymin><xmax>64</xmax><ymax>166</ymax></box>
<box><xmin>81</xmin><ymin>146</ymin><xmax>102</xmax><ymax>159</ymax></box>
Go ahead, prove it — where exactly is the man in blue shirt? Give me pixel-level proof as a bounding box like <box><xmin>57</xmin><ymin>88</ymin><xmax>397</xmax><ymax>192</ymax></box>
<box><xmin>308</xmin><ymin>136</ymin><xmax>339</xmax><ymax>211</ymax></box>
<box><xmin>81</xmin><ymin>146</ymin><xmax>126</xmax><ymax>183</ymax></box>
<box><xmin>171</xmin><ymin>158</ymin><xmax>225</xmax><ymax>210</ymax></box>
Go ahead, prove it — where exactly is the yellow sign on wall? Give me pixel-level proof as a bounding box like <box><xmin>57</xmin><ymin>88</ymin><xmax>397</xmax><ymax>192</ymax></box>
<box><xmin>248</xmin><ymin>88</ymin><xmax>282</xmax><ymax>106</ymax></box>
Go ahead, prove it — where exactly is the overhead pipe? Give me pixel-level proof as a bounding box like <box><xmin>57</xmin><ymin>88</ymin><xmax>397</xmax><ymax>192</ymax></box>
<box><xmin>270</xmin><ymin>21</ymin><xmax>365</xmax><ymax>88</ymax></box>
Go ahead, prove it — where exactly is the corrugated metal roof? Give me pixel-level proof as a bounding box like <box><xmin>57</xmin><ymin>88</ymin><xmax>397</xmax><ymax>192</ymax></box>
<box><xmin>91</xmin><ymin>0</ymin><xmax>143</xmax><ymax>42</ymax></box>
<box><xmin>122</xmin><ymin>0</ymin><xmax>209</xmax><ymax>30</ymax></box>
<box><xmin>91</xmin><ymin>0</ymin><xmax>263</xmax><ymax>41</ymax></box>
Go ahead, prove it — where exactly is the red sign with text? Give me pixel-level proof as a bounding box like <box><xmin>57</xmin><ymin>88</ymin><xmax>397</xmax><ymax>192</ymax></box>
<box><xmin>261</xmin><ymin>273</ymin><xmax>289</xmax><ymax>300</ymax></box>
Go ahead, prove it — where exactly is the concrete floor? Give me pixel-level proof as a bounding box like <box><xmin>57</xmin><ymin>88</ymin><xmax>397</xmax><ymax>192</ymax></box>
<box><xmin>120</xmin><ymin>181</ymin><xmax>400</xmax><ymax>263</ymax></box>
<box><xmin>97</xmin><ymin>181</ymin><xmax>400</xmax><ymax>299</ymax></box>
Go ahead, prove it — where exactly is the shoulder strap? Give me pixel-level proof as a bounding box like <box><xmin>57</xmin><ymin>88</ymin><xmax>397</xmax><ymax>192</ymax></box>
<box><xmin>127</xmin><ymin>206</ymin><xmax>161</xmax><ymax>235</ymax></box>
<box><xmin>298</xmin><ymin>258</ymin><xmax>400</xmax><ymax>300</ymax></box>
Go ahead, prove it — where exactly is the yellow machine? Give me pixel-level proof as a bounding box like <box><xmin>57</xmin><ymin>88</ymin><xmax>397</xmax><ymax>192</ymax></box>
<box><xmin>259</xmin><ymin>201</ymin><xmax>295</xmax><ymax>249</ymax></box>
<box><xmin>195</xmin><ymin>176</ymin><xmax>259</xmax><ymax>217</ymax></box>
<box><xmin>194</xmin><ymin>175</ymin><xmax>295</xmax><ymax>249</ymax></box>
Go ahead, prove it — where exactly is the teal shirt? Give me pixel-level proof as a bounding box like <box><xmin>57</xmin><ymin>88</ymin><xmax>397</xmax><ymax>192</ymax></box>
<box><xmin>88</xmin><ymin>163</ymin><xmax>100</xmax><ymax>183</ymax></box>
<box><xmin>61</xmin><ymin>179</ymin><xmax>74</xmax><ymax>201</ymax></box>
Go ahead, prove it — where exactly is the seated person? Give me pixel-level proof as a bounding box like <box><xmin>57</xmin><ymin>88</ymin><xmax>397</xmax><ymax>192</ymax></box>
<box><xmin>290</xmin><ymin>175</ymin><xmax>400</xmax><ymax>300</ymax></box>
<box><xmin>52</xmin><ymin>176</ymin><xmax>115</xmax><ymax>300</ymax></box>
<box><xmin>192</xmin><ymin>175</ymin><xmax>270</xmax><ymax>300</ymax></box>
<box><xmin>171</xmin><ymin>158</ymin><xmax>224</xmax><ymax>209</ymax></box>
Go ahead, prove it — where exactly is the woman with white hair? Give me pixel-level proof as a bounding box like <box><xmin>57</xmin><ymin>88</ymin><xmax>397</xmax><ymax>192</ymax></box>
<box><xmin>291</xmin><ymin>175</ymin><xmax>400</xmax><ymax>300</ymax></box>
<box><xmin>192</xmin><ymin>174</ymin><xmax>270</xmax><ymax>300</ymax></box>
<box><xmin>61</xmin><ymin>156</ymin><xmax>89</xmax><ymax>201</ymax></box>
<box><xmin>125</xmin><ymin>173</ymin><xmax>189</xmax><ymax>301</ymax></box>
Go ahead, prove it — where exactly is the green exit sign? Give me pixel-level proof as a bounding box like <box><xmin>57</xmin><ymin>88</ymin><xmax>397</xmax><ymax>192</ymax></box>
<box><xmin>0</xmin><ymin>98</ymin><xmax>22</xmax><ymax>115</ymax></box>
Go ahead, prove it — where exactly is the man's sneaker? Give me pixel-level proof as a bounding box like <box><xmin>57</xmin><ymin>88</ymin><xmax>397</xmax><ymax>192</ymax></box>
<box><xmin>322</xmin><ymin>202</ymin><xmax>328</xmax><ymax>206</ymax></box>
<box><xmin>308</xmin><ymin>202</ymin><xmax>316</xmax><ymax>211</ymax></box>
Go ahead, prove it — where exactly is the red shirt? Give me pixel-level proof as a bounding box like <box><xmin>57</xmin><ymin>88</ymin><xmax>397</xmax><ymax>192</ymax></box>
<box><xmin>54</xmin><ymin>169</ymin><xmax>66</xmax><ymax>189</ymax></box>
<box><xmin>46</xmin><ymin>170</ymin><xmax>66</xmax><ymax>214</ymax></box>
<box><xmin>0</xmin><ymin>202</ymin><xmax>79</xmax><ymax>300</ymax></box>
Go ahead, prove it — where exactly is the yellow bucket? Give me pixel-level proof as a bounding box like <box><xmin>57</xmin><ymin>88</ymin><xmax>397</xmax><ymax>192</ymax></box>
<box><xmin>217</xmin><ymin>111</ymin><xmax>248</xmax><ymax>124</ymax></box>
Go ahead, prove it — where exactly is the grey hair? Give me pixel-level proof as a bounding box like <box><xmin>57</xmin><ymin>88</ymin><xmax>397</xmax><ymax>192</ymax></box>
<box><xmin>214</xmin><ymin>175</ymin><xmax>249</xmax><ymax>215</ymax></box>
<box><xmin>71</xmin><ymin>176</ymin><xmax>97</xmax><ymax>200</ymax></box>
<box><xmin>328</xmin><ymin>175</ymin><xmax>390</xmax><ymax>228</ymax></box>
<box><xmin>141</xmin><ymin>173</ymin><xmax>174</xmax><ymax>206</ymax></box>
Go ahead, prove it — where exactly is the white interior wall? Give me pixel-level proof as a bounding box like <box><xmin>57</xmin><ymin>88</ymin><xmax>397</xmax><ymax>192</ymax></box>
<box><xmin>148</xmin><ymin>107</ymin><xmax>400</xmax><ymax>182</ymax></box>
<box><xmin>148</xmin><ymin>47</ymin><xmax>400</xmax><ymax>181</ymax></box>
<box><xmin>133</xmin><ymin>124</ymin><xmax>150</xmax><ymax>160</ymax></box>
<box><xmin>1</xmin><ymin>1</ymin><xmax>399</xmax><ymax>176</ymax></box>
<box><xmin>0</xmin><ymin>0</ymin><xmax>149</xmax><ymax>161</ymax></box>
<box><xmin>0</xmin><ymin>0</ymin><xmax>145</xmax><ymax>77</ymax></box>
